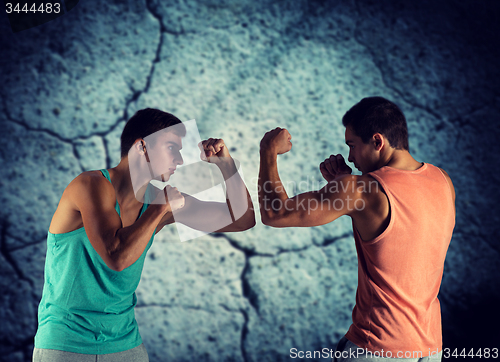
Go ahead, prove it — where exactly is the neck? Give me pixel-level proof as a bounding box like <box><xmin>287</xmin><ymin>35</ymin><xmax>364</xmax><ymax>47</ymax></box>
<box><xmin>109</xmin><ymin>158</ymin><xmax>143</xmax><ymax>205</ymax></box>
<box><xmin>381</xmin><ymin>148</ymin><xmax>422</xmax><ymax>171</ymax></box>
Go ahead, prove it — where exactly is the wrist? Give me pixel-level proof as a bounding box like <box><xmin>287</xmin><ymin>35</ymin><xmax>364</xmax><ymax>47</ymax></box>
<box><xmin>260</xmin><ymin>148</ymin><xmax>278</xmax><ymax>162</ymax></box>
<box><xmin>215</xmin><ymin>156</ymin><xmax>235</xmax><ymax>168</ymax></box>
<box><xmin>216</xmin><ymin>157</ymin><xmax>238</xmax><ymax>176</ymax></box>
<box><xmin>150</xmin><ymin>202</ymin><xmax>171</xmax><ymax>216</ymax></box>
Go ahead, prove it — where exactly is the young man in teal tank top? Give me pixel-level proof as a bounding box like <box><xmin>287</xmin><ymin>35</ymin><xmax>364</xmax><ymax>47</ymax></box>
<box><xmin>258</xmin><ymin>97</ymin><xmax>455</xmax><ymax>361</ymax></box>
<box><xmin>33</xmin><ymin>109</ymin><xmax>255</xmax><ymax>361</ymax></box>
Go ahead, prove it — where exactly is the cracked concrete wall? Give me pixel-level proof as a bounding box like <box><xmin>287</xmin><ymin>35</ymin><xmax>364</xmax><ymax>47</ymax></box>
<box><xmin>1</xmin><ymin>0</ymin><xmax>499</xmax><ymax>361</ymax></box>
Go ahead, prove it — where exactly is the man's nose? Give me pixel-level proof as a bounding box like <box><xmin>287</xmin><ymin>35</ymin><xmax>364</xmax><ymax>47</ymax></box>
<box><xmin>176</xmin><ymin>154</ymin><xmax>184</xmax><ymax>166</ymax></box>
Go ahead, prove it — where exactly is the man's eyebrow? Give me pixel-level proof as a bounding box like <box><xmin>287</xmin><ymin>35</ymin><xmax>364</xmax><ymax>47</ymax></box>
<box><xmin>345</xmin><ymin>139</ymin><xmax>354</xmax><ymax>145</ymax></box>
<box><xmin>166</xmin><ymin>141</ymin><xmax>182</xmax><ymax>148</ymax></box>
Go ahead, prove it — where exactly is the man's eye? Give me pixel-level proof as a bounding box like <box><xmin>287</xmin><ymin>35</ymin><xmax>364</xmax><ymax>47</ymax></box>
<box><xmin>168</xmin><ymin>146</ymin><xmax>174</xmax><ymax>150</ymax></box>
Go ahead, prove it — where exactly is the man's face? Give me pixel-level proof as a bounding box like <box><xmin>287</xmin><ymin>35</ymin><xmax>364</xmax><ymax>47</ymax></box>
<box><xmin>345</xmin><ymin>126</ymin><xmax>378</xmax><ymax>175</ymax></box>
<box><xmin>146</xmin><ymin>130</ymin><xmax>184</xmax><ymax>181</ymax></box>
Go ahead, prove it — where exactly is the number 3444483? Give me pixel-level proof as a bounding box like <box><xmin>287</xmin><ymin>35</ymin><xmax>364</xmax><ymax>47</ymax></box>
<box><xmin>443</xmin><ymin>348</ymin><xmax>498</xmax><ymax>359</ymax></box>
<box><xmin>5</xmin><ymin>3</ymin><xmax>61</xmax><ymax>14</ymax></box>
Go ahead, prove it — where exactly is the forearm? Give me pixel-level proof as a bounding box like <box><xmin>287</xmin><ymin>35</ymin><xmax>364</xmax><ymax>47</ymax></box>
<box><xmin>258</xmin><ymin>150</ymin><xmax>290</xmax><ymax>222</ymax></box>
<box><xmin>217</xmin><ymin>159</ymin><xmax>255</xmax><ymax>229</ymax></box>
<box><xmin>110</xmin><ymin>204</ymin><xmax>166</xmax><ymax>271</ymax></box>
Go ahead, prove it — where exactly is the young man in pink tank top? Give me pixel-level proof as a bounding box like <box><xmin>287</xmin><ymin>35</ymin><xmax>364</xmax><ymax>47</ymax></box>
<box><xmin>258</xmin><ymin>97</ymin><xmax>455</xmax><ymax>361</ymax></box>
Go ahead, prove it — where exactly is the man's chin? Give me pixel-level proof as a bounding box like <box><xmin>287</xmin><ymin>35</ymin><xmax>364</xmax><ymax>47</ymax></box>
<box><xmin>152</xmin><ymin>173</ymin><xmax>171</xmax><ymax>182</ymax></box>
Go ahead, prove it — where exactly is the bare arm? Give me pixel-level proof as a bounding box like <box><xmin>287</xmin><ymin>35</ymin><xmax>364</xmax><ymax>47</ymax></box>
<box><xmin>71</xmin><ymin>173</ymin><xmax>180</xmax><ymax>271</ymax></box>
<box><xmin>258</xmin><ymin>128</ymin><xmax>360</xmax><ymax>227</ymax></box>
<box><xmin>157</xmin><ymin>139</ymin><xmax>255</xmax><ymax>233</ymax></box>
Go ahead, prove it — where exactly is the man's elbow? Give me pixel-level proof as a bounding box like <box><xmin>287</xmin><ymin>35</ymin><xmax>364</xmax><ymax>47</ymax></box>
<box><xmin>261</xmin><ymin>215</ymin><xmax>274</xmax><ymax>226</ymax></box>
<box><xmin>234</xmin><ymin>212</ymin><xmax>256</xmax><ymax>231</ymax></box>
<box><xmin>107</xmin><ymin>249</ymin><xmax>129</xmax><ymax>272</ymax></box>
<box><xmin>106</xmin><ymin>258</ymin><xmax>127</xmax><ymax>272</ymax></box>
<box><xmin>242</xmin><ymin>217</ymin><xmax>256</xmax><ymax>231</ymax></box>
<box><xmin>111</xmin><ymin>263</ymin><xmax>127</xmax><ymax>272</ymax></box>
<box><xmin>260</xmin><ymin>209</ymin><xmax>286</xmax><ymax>227</ymax></box>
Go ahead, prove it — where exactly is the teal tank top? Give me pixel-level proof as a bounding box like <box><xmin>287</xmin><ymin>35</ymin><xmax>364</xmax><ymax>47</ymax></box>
<box><xmin>34</xmin><ymin>169</ymin><xmax>154</xmax><ymax>354</ymax></box>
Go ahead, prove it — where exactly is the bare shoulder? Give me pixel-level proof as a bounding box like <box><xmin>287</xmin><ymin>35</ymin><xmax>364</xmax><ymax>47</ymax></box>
<box><xmin>322</xmin><ymin>174</ymin><xmax>383</xmax><ymax>215</ymax></box>
<box><xmin>327</xmin><ymin>174</ymin><xmax>361</xmax><ymax>188</ymax></box>
<box><xmin>65</xmin><ymin>170</ymin><xmax>115</xmax><ymax>208</ymax></box>
<box><xmin>68</xmin><ymin>170</ymin><xmax>112</xmax><ymax>192</ymax></box>
<box><xmin>357</xmin><ymin>174</ymin><xmax>382</xmax><ymax>192</ymax></box>
<box><xmin>50</xmin><ymin>171</ymin><xmax>116</xmax><ymax>234</ymax></box>
<box><xmin>323</xmin><ymin>174</ymin><xmax>380</xmax><ymax>195</ymax></box>
<box><xmin>329</xmin><ymin>174</ymin><xmax>390</xmax><ymax>240</ymax></box>
<box><xmin>348</xmin><ymin>174</ymin><xmax>388</xmax><ymax>216</ymax></box>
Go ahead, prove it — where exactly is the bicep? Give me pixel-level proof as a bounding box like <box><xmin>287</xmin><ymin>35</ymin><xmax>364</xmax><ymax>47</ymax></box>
<box><xmin>265</xmin><ymin>189</ymin><xmax>353</xmax><ymax>228</ymax></box>
<box><xmin>156</xmin><ymin>212</ymin><xmax>175</xmax><ymax>234</ymax></box>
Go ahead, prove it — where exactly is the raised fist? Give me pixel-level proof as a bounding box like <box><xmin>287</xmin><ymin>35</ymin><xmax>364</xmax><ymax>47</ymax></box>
<box><xmin>199</xmin><ymin>138</ymin><xmax>231</xmax><ymax>164</ymax></box>
<box><xmin>319</xmin><ymin>154</ymin><xmax>352</xmax><ymax>182</ymax></box>
<box><xmin>260</xmin><ymin>127</ymin><xmax>292</xmax><ymax>155</ymax></box>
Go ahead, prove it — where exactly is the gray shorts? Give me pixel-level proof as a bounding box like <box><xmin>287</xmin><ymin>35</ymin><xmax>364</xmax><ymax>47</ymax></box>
<box><xmin>32</xmin><ymin>343</ymin><xmax>149</xmax><ymax>362</ymax></box>
<box><xmin>333</xmin><ymin>337</ymin><xmax>442</xmax><ymax>362</ymax></box>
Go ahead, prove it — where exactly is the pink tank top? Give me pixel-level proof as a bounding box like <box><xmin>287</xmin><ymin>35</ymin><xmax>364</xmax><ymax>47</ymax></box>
<box><xmin>345</xmin><ymin>163</ymin><xmax>455</xmax><ymax>357</ymax></box>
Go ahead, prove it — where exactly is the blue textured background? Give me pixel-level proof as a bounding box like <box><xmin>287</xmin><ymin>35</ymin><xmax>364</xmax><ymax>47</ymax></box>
<box><xmin>1</xmin><ymin>0</ymin><xmax>499</xmax><ymax>361</ymax></box>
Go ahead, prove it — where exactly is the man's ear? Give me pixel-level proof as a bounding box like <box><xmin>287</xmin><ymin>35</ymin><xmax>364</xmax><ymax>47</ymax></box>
<box><xmin>372</xmin><ymin>133</ymin><xmax>384</xmax><ymax>151</ymax></box>
<box><xmin>134</xmin><ymin>139</ymin><xmax>147</xmax><ymax>155</ymax></box>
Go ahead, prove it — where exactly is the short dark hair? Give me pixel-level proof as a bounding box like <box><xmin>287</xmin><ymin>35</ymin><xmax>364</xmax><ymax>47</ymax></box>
<box><xmin>342</xmin><ymin>97</ymin><xmax>409</xmax><ymax>150</ymax></box>
<box><xmin>120</xmin><ymin>108</ymin><xmax>185</xmax><ymax>157</ymax></box>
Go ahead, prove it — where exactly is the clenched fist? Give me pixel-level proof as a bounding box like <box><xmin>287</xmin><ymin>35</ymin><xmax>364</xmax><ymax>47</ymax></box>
<box><xmin>199</xmin><ymin>138</ymin><xmax>231</xmax><ymax>164</ymax></box>
<box><xmin>260</xmin><ymin>127</ymin><xmax>292</xmax><ymax>155</ymax></box>
<box><xmin>320</xmin><ymin>154</ymin><xmax>352</xmax><ymax>182</ymax></box>
<box><xmin>152</xmin><ymin>185</ymin><xmax>185</xmax><ymax>212</ymax></box>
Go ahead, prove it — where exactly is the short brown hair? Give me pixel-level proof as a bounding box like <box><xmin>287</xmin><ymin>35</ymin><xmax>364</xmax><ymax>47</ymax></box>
<box><xmin>342</xmin><ymin>97</ymin><xmax>409</xmax><ymax>150</ymax></box>
<box><xmin>120</xmin><ymin>109</ymin><xmax>185</xmax><ymax>157</ymax></box>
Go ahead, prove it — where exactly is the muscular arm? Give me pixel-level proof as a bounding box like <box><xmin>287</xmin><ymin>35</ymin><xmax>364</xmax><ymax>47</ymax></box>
<box><xmin>71</xmin><ymin>173</ymin><xmax>169</xmax><ymax>271</ymax></box>
<box><xmin>258</xmin><ymin>129</ymin><xmax>356</xmax><ymax>227</ymax></box>
<box><xmin>259</xmin><ymin>149</ymin><xmax>362</xmax><ymax>227</ymax></box>
<box><xmin>156</xmin><ymin>140</ymin><xmax>255</xmax><ymax>233</ymax></box>
<box><xmin>164</xmin><ymin>159</ymin><xmax>255</xmax><ymax>232</ymax></box>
